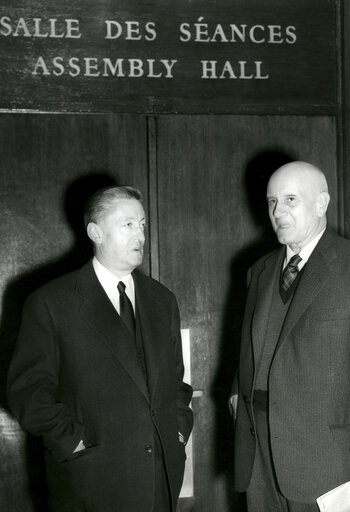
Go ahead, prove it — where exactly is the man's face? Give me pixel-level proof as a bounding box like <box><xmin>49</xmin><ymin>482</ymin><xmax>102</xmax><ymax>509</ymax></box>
<box><xmin>266</xmin><ymin>170</ymin><xmax>322</xmax><ymax>250</ymax></box>
<box><xmin>95</xmin><ymin>198</ymin><xmax>146</xmax><ymax>276</ymax></box>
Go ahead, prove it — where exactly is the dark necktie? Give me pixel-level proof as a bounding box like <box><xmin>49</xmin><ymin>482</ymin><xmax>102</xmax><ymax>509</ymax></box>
<box><xmin>281</xmin><ymin>254</ymin><xmax>302</xmax><ymax>293</ymax></box>
<box><xmin>117</xmin><ymin>281</ymin><xmax>135</xmax><ymax>339</ymax></box>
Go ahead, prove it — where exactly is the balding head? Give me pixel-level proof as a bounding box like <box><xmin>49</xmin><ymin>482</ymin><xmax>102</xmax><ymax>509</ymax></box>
<box><xmin>271</xmin><ymin>161</ymin><xmax>328</xmax><ymax>196</ymax></box>
<box><xmin>266</xmin><ymin>161</ymin><xmax>330</xmax><ymax>252</ymax></box>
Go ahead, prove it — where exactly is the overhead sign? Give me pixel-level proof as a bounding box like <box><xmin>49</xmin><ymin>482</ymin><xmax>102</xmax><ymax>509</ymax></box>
<box><xmin>0</xmin><ymin>0</ymin><xmax>337</xmax><ymax>113</ymax></box>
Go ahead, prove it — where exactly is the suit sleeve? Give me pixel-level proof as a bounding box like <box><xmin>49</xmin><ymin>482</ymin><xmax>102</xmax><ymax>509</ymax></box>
<box><xmin>7</xmin><ymin>291</ymin><xmax>85</xmax><ymax>461</ymax></box>
<box><xmin>228</xmin><ymin>265</ymin><xmax>253</xmax><ymax>417</ymax></box>
<box><xmin>171</xmin><ymin>295</ymin><xmax>193</xmax><ymax>442</ymax></box>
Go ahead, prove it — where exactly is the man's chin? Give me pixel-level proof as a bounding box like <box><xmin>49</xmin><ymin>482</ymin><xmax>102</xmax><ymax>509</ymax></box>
<box><xmin>132</xmin><ymin>253</ymin><xmax>143</xmax><ymax>265</ymax></box>
<box><xmin>276</xmin><ymin>233</ymin><xmax>292</xmax><ymax>246</ymax></box>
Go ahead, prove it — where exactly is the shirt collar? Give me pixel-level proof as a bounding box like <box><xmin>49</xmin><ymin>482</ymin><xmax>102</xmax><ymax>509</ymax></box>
<box><xmin>92</xmin><ymin>256</ymin><xmax>135</xmax><ymax>312</ymax></box>
<box><xmin>285</xmin><ymin>227</ymin><xmax>326</xmax><ymax>270</ymax></box>
<box><xmin>93</xmin><ymin>256</ymin><xmax>132</xmax><ymax>284</ymax></box>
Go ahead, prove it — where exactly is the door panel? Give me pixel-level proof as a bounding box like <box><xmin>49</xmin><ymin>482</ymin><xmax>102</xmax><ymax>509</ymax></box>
<box><xmin>0</xmin><ymin>113</ymin><xmax>148</xmax><ymax>512</ymax></box>
<box><xmin>156</xmin><ymin>115</ymin><xmax>337</xmax><ymax>512</ymax></box>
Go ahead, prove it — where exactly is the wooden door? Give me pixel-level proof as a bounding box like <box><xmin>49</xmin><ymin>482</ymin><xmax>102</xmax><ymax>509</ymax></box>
<box><xmin>0</xmin><ymin>112</ymin><xmax>339</xmax><ymax>512</ymax></box>
<box><xmin>156</xmin><ymin>114</ymin><xmax>338</xmax><ymax>512</ymax></box>
<box><xmin>0</xmin><ymin>113</ymin><xmax>149</xmax><ymax>512</ymax></box>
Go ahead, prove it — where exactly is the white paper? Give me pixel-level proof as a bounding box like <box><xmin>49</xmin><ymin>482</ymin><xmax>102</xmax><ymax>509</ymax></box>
<box><xmin>316</xmin><ymin>481</ymin><xmax>350</xmax><ymax>512</ymax></box>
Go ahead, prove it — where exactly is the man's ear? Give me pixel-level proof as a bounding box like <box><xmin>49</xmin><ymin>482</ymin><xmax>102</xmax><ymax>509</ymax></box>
<box><xmin>87</xmin><ymin>222</ymin><xmax>103</xmax><ymax>244</ymax></box>
<box><xmin>317</xmin><ymin>192</ymin><xmax>330</xmax><ymax>217</ymax></box>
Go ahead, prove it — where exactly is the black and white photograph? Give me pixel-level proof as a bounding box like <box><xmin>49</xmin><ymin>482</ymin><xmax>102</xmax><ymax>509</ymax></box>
<box><xmin>0</xmin><ymin>1</ymin><xmax>349</xmax><ymax>511</ymax></box>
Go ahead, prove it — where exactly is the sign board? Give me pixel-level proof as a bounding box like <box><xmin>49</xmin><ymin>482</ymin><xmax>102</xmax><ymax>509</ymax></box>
<box><xmin>0</xmin><ymin>0</ymin><xmax>337</xmax><ymax>114</ymax></box>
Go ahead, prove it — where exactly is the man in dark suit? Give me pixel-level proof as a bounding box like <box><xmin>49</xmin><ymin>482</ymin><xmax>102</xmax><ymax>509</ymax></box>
<box><xmin>7</xmin><ymin>186</ymin><xmax>193</xmax><ymax>512</ymax></box>
<box><xmin>231</xmin><ymin>161</ymin><xmax>350</xmax><ymax>511</ymax></box>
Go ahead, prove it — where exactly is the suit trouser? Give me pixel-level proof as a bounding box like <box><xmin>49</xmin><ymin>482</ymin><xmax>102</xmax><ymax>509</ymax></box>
<box><xmin>246</xmin><ymin>396</ymin><xmax>318</xmax><ymax>512</ymax></box>
<box><xmin>152</xmin><ymin>456</ymin><xmax>171</xmax><ymax>512</ymax></box>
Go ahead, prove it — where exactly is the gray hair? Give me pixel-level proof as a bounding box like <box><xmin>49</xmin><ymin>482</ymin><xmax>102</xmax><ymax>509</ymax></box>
<box><xmin>84</xmin><ymin>186</ymin><xmax>143</xmax><ymax>227</ymax></box>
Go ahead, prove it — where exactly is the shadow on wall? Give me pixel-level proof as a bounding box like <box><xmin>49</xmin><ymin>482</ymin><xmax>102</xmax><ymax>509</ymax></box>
<box><xmin>211</xmin><ymin>150</ymin><xmax>296</xmax><ymax>512</ymax></box>
<box><xmin>0</xmin><ymin>172</ymin><xmax>116</xmax><ymax>512</ymax></box>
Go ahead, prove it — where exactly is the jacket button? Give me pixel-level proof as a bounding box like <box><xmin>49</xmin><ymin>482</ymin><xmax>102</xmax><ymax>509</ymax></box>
<box><xmin>145</xmin><ymin>445</ymin><xmax>153</xmax><ymax>453</ymax></box>
<box><xmin>243</xmin><ymin>395</ymin><xmax>251</xmax><ymax>403</ymax></box>
<box><xmin>250</xmin><ymin>428</ymin><xmax>255</xmax><ymax>436</ymax></box>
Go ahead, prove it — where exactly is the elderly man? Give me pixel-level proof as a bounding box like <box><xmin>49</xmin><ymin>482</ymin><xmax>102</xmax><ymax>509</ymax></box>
<box><xmin>232</xmin><ymin>162</ymin><xmax>350</xmax><ymax>511</ymax></box>
<box><xmin>7</xmin><ymin>186</ymin><xmax>193</xmax><ymax>512</ymax></box>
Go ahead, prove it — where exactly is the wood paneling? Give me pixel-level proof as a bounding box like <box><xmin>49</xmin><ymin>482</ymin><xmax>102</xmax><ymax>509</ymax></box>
<box><xmin>156</xmin><ymin>115</ymin><xmax>337</xmax><ymax>512</ymax></box>
<box><xmin>0</xmin><ymin>5</ymin><xmax>346</xmax><ymax>512</ymax></box>
<box><xmin>342</xmin><ymin>0</ymin><xmax>350</xmax><ymax>237</ymax></box>
<box><xmin>0</xmin><ymin>111</ymin><xmax>339</xmax><ymax>512</ymax></box>
<box><xmin>0</xmin><ymin>113</ymin><xmax>149</xmax><ymax>512</ymax></box>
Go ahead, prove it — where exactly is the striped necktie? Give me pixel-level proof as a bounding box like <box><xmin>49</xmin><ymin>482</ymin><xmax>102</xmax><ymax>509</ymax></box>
<box><xmin>281</xmin><ymin>254</ymin><xmax>302</xmax><ymax>293</ymax></box>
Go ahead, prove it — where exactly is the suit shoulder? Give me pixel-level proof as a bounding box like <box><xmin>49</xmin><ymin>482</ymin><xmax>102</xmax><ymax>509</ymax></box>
<box><xmin>331</xmin><ymin>233</ymin><xmax>350</xmax><ymax>269</ymax></box>
<box><xmin>26</xmin><ymin>268</ymin><xmax>80</xmax><ymax>304</ymax></box>
<box><xmin>250</xmin><ymin>247</ymin><xmax>281</xmax><ymax>274</ymax></box>
<box><xmin>319</xmin><ymin>229</ymin><xmax>350</xmax><ymax>261</ymax></box>
<box><xmin>332</xmin><ymin>232</ymin><xmax>350</xmax><ymax>251</ymax></box>
<box><xmin>133</xmin><ymin>270</ymin><xmax>176</xmax><ymax>300</ymax></box>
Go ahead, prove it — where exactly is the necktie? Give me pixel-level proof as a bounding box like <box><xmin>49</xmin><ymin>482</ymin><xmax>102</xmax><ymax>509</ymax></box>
<box><xmin>281</xmin><ymin>254</ymin><xmax>302</xmax><ymax>293</ymax></box>
<box><xmin>117</xmin><ymin>281</ymin><xmax>135</xmax><ymax>338</ymax></box>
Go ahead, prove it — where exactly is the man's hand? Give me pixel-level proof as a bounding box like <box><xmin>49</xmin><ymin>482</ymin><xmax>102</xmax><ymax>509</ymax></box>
<box><xmin>73</xmin><ymin>440</ymin><xmax>86</xmax><ymax>453</ymax></box>
<box><xmin>178</xmin><ymin>432</ymin><xmax>186</xmax><ymax>445</ymax></box>
<box><xmin>229</xmin><ymin>394</ymin><xmax>238</xmax><ymax>421</ymax></box>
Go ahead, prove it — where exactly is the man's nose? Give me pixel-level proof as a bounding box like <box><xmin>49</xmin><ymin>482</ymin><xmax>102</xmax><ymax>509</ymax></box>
<box><xmin>273</xmin><ymin>201</ymin><xmax>285</xmax><ymax>217</ymax></box>
<box><xmin>134</xmin><ymin>225</ymin><xmax>145</xmax><ymax>242</ymax></box>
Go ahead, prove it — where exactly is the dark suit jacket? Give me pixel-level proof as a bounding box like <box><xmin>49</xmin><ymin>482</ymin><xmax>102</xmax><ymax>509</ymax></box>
<box><xmin>7</xmin><ymin>261</ymin><xmax>193</xmax><ymax>512</ymax></box>
<box><xmin>234</xmin><ymin>229</ymin><xmax>350</xmax><ymax>501</ymax></box>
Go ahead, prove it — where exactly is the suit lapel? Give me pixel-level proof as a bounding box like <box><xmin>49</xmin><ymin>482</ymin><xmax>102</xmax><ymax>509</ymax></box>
<box><xmin>276</xmin><ymin>230</ymin><xmax>336</xmax><ymax>352</ymax></box>
<box><xmin>252</xmin><ymin>249</ymin><xmax>284</xmax><ymax>364</ymax></box>
<box><xmin>76</xmin><ymin>262</ymin><xmax>149</xmax><ymax>401</ymax></box>
<box><xmin>133</xmin><ymin>271</ymin><xmax>163</xmax><ymax>400</ymax></box>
